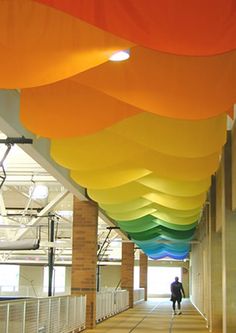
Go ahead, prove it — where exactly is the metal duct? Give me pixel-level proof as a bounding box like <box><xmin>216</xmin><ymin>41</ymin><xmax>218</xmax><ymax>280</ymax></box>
<box><xmin>0</xmin><ymin>239</ymin><xmax>40</xmax><ymax>250</ymax></box>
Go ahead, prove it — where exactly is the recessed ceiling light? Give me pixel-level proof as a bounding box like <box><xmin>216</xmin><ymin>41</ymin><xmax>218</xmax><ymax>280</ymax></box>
<box><xmin>109</xmin><ymin>50</ymin><xmax>130</xmax><ymax>62</ymax></box>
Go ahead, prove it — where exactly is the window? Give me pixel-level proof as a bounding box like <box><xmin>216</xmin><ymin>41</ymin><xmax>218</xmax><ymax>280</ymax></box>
<box><xmin>148</xmin><ymin>266</ymin><xmax>181</xmax><ymax>295</ymax></box>
<box><xmin>43</xmin><ymin>266</ymin><xmax>66</xmax><ymax>293</ymax></box>
<box><xmin>0</xmin><ymin>265</ymin><xmax>19</xmax><ymax>292</ymax></box>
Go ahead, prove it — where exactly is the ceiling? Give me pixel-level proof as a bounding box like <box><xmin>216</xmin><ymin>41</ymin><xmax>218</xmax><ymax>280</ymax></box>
<box><xmin>1</xmin><ymin>2</ymin><xmax>235</xmax><ymax>262</ymax></box>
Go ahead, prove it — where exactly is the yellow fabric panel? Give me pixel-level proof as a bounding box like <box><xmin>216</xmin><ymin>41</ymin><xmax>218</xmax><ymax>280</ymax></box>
<box><xmin>106</xmin><ymin>207</ymin><xmax>157</xmax><ymax>221</ymax></box>
<box><xmin>101</xmin><ymin>199</ymin><xmax>202</xmax><ymax>218</ymax></box>
<box><xmin>136</xmin><ymin>150</ymin><xmax>220</xmax><ymax>181</ymax></box>
<box><xmin>88</xmin><ymin>182</ymin><xmax>148</xmax><ymax>204</ymax></box>
<box><xmin>76</xmin><ymin>46</ymin><xmax>236</xmax><ymax>119</ymax></box>
<box><xmin>88</xmin><ymin>182</ymin><xmax>206</xmax><ymax>210</ymax></box>
<box><xmin>152</xmin><ymin>211</ymin><xmax>200</xmax><ymax>225</ymax></box>
<box><xmin>151</xmin><ymin>206</ymin><xmax>202</xmax><ymax>218</ymax></box>
<box><xmin>50</xmin><ymin>130</ymin><xmax>147</xmax><ymax>170</ymax></box>
<box><xmin>100</xmin><ymin>198</ymin><xmax>151</xmax><ymax>213</ymax></box>
<box><xmin>143</xmin><ymin>192</ymin><xmax>206</xmax><ymax>211</ymax></box>
<box><xmin>21</xmin><ymin>81</ymin><xmax>140</xmax><ymax>138</ymax></box>
<box><xmin>110</xmin><ymin>112</ymin><xmax>226</xmax><ymax>158</ymax></box>
<box><xmin>106</xmin><ymin>206</ymin><xmax>200</xmax><ymax>225</ymax></box>
<box><xmin>71</xmin><ymin>167</ymin><xmax>210</xmax><ymax>197</ymax></box>
<box><xmin>70</xmin><ymin>167</ymin><xmax>150</xmax><ymax>190</ymax></box>
<box><xmin>0</xmin><ymin>0</ymin><xmax>133</xmax><ymax>88</ymax></box>
<box><xmin>137</xmin><ymin>174</ymin><xmax>211</xmax><ymax>197</ymax></box>
<box><xmin>51</xmin><ymin>132</ymin><xmax>221</xmax><ymax>181</ymax></box>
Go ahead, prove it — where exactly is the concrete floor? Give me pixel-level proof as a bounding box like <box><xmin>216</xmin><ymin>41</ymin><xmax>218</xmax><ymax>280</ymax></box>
<box><xmin>86</xmin><ymin>299</ymin><xmax>209</xmax><ymax>333</ymax></box>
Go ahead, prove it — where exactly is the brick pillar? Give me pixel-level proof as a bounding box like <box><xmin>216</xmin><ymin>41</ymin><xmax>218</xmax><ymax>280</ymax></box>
<box><xmin>121</xmin><ymin>242</ymin><xmax>134</xmax><ymax>308</ymax></box>
<box><xmin>71</xmin><ymin>198</ymin><xmax>98</xmax><ymax>329</ymax></box>
<box><xmin>139</xmin><ymin>252</ymin><xmax>148</xmax><ymax>301</ymax></box>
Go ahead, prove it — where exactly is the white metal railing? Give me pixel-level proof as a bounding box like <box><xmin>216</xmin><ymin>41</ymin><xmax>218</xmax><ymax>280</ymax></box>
<box><xmin>133</xmin><ymin>288</ymin><xmax>145</xmax><ymax>304</ymax></box>
<box><xmin>96</xmin><ymin>290</ymin><xmax>129</xmax><ymax>322</ymax></box>
<box><xmin>0</xmin><ymin>295</ymin><xmax>86</xmax><ymax>333</ymax></box>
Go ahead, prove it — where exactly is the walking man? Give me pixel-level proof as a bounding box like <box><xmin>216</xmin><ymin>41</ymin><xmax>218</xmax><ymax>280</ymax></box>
<box><xmin>170</xmin><ymin>276</ymin><xmax>185</xmax><ymax>315</ymax></box>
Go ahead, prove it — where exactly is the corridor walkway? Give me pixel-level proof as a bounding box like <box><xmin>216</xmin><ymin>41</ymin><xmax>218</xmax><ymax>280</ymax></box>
<box><xmin>86</xmin><ymin>299</ymin><xmax>209</xmax><ymax>333</ymax></box>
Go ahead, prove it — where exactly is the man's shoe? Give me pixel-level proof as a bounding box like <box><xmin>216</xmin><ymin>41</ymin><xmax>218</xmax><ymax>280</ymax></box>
<box><xmin>173</xmin><ymin>311</ymin><xmax>177</xmax><ymax>315</ymax></box>
<box><xmin>178</xmin><ymin>311</ymin><xmax>182</xmax><ymax>315</ymax></box>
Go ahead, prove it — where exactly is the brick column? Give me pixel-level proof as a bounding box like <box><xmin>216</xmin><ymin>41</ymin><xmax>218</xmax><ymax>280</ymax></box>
<box><xmin>139</xmin><ymin>252</ymin><xmax>148</xmax><ymax>301</ymax></box>
<box><xmin>121</xmin><ymin>242</ymin><xmax>134</xmax><ymax>308</ymax></box>
<box><xmin>71</xmin><ymin>197</ymin><xmax>98</xmax><ymax>329</ymax></box>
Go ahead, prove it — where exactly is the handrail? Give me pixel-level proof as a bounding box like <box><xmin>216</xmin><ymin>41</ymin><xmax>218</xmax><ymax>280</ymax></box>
<box><xmin>96</xmin><ymin>290</ymin><xmax>129</xmax><ymax>322</ymax></box>
<box><xmin>0</xmin><ymin>295</ymin><xmax>86</xmax><ymax>333</ymax></box>
<box><xmin>134</xmin><ymin>288</ymin><xmax>145</xmax><ymax>304</ymax></box>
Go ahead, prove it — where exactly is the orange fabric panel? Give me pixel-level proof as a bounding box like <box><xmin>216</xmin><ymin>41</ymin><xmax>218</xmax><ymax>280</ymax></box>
<box><xmin>35</xmin><ymin>0</ymin><xmax>236</xmax><ymax>55</ymax></box>
<box><xmin>0</xmin><ymin>0</ymin><xmax>132</xmax><ymax>88</ymax></box>
<box><xmin>76</xmin><ymin>46</ymin><xmax>236</xmax><ymax>120</ymax></box>
<box><xmin>21</xmin><ymin>80</ymin><xmax>140</xmax><ymax>138</ymax></box>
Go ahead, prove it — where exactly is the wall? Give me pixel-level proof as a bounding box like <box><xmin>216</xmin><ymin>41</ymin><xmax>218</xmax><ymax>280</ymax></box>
<box><xmin>190</xmin><ymin>128</ymin><xmax>236</xmax><ymax>333</ymax></box>
<box><xmin>190</xmin><ymin>242</ymin><xmax>206</xmax><ymax>316</ymax></box>
<box><xmin>222</xmin><ymin>132</ymin><xmax>236</xmax><ymax>332</ymax></box>
<box><xmin>8</xmin><ymin>264</ymin><xmax>121</xmax><ymax>296</ymax></box>
<box><xmin>190</xmin><ymin>205</ymin><xmax>210</xmax><ymax>321</ymax></box>
<box><xmin>99</xmin><ymin>265</ymin><xmax>121</xmax><ymax>290</ymax></box>
<box><xmin>9</xmin><ymin>265</ymin><xmax>71</xmax><ymax>297</ymax></box>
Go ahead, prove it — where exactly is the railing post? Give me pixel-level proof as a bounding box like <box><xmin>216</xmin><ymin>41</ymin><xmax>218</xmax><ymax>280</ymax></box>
<box><xmin>6</xmin><ymin>303</ymin><xmax>10</xmax><ymax>333</ymax></box>
<box><xmin>48</xmin><ymin>298</ymin><xmax>51</xmax><ymax>333</ymax></box>
<box><xmin>58</xmin><ymin>297</ymin><xmax>61</xmax><ymax>331</ymax></box>
<box><xmin>73</xmin><ymin>296</ymin><xmax>77</xmax><ymax>328</ymax></box>
<box><xmin>48</xmin><ymin>216</ymin><xmax>55</xmax><ymax>297</ymax></box>
<box><xmin>36</xmin><ymin>300</ymin><xmax>40</xmax><ymax>333</ymax></box>
<box><xmin>66</xmin><ymin>296</ymin><xmax>69</xmax><ymax>328</ymax></box>
<box><xmin>22</xmin><ymin>301</ymin><xmax>26</xmax><ymax>333</ymax></box>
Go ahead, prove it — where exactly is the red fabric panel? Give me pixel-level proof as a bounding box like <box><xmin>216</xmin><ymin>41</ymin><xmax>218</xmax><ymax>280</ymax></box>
<box><xmin>35</xmin><ymin>0</ymin><xmax>236</xmax><ymax>55</ymax></box>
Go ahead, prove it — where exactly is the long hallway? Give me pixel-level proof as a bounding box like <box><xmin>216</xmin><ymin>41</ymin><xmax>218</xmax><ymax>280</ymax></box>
<box><xmin>86</xmin><ymin>299</ymin><xmax>208</xmax><ymax>333</ymax></box>
<box><xmin>0</xmin><ymin>2</ymin><xmax>236</xmax><ymax>332</ymax></box>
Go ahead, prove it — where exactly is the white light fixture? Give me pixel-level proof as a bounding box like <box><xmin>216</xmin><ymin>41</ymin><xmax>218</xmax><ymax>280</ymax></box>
<box><xmin>109</xmin><ymin>49</ymin><xmax>130</xmax><ymax>62</ymax></box>
<box><xmin>29</xmin><ymin>184</ymin><xmax>48</xmax><ymax>200</ymax></box>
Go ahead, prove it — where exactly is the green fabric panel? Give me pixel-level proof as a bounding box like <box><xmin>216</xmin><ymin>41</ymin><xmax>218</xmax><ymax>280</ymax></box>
<box><xmin>129</xmin><ymin>224</ymin><xmax>195</xmax><ymax>241</ymax></box>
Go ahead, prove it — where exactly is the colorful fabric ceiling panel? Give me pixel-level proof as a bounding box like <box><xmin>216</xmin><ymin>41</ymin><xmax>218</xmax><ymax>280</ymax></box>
<box><xmin>0</xmin><ymin>0</ymin><xmax>234</xmax><ymax>260</ymax></box>
<box><xmin>128</xmin><ymin>225</ymin><xmax>196</xmax><ymax>242</ymax></box>
<box><xmin>21</xmin><ymin>81</ymin><xmax>141</xmax><ymax>138</ymax></box>
<box><xmin>135</xmin><ymin>242</ymin><xmax>190</xmax><ymax>260</ymax></box>
<box><xmin>75</xmin><ymin>47</ymin><xmax>236</xmax><ymax>120</ymax></box>
<box><xmin>0</xmin><ymin>0</ymin><xmax>133</xmax><ymax>88</ymax></box>
<box><xmin>35</xmin><ymin>0</ymin><xmax>236</xmax><ymax>56</ymax></box>
<box><xmin>50</xmin><ymin>137</ymin><xmax>221</xmax><ymax>180</ymax></box>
